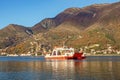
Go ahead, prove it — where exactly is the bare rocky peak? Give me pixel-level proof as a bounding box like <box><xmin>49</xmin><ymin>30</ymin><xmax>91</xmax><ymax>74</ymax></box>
<box><xmin>32</xmin><ymin>2</ymin><xmax>120</xmax><ymax>34</ymax></box>
<box><xmin>2</xmin><ymin>24</ymin><xmax>26</xmax><ymax>31</ymax></box>
<box><xmin>63</xmin><ymin>8</ymin><xmax>81</xmax><ymax>15</ymax></box>
<box><xmin>35</xmin><ymin>18</ymin><xmax>56</xmax><ymax>29</ymax></box>
<box><xmin>32</xmin><ymin>18</ymin><xmax>58</xmax><ymax>33</ymax></box>
<box><xmin>0</xmin><ymin>24</ymin><xmax>32</xmax><ymax>37</ymax></box>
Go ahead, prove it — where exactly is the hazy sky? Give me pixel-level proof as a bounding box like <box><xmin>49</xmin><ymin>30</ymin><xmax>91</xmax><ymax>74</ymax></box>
<box><xmin>0</xmin><ymin>0</ymin><xmax>119</xmax><ymax>29</ymax></box>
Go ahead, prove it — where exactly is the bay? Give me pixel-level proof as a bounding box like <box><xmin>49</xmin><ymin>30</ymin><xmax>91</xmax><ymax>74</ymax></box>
<box><xmin>0</xmin><ymin>56</ymin><xmax>120</xmax><ymax>80</ymax></box>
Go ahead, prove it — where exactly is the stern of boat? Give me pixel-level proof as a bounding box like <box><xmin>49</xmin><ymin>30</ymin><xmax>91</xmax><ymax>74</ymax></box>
<box><xmin>73</xmin><ymin>52</ymin><xmax>86</xmax><ymax>60</ymax></box>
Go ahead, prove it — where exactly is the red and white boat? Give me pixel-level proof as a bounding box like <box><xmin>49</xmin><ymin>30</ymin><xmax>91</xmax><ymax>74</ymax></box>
<box><xmin>45</xmin><ymin>46</ymin><xmax>86</xmax><ymax>60</ymax></box>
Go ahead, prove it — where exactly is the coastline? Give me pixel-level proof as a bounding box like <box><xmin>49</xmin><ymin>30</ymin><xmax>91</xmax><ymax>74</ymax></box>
<box><xmin>86</xmin><ymin>54</ymin><xmax>120</xmax><ymax>56</ymax></box>
<box><xmin>0</xmin><ymin>54</ymin><xmax>120</xmax><ymax>57</ymax></box>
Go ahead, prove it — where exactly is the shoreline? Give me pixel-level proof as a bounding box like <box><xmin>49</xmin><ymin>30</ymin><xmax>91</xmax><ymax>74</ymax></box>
<box><xmin>86</xmin><ymin>54</ymin><xmax>120</xmax><ymax>56</ymax></box>
<box><xmin>0</xmin><ymin>54</ymin><xmax>120</xmax><ymax>57</ymax></box>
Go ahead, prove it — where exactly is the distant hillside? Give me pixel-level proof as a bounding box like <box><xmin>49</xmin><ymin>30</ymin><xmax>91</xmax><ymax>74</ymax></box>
<box><xmin>0</xmin><ymin>24</ymin><xmax>33</xmax><ymax>48</ymax></box>
<box><xmin>32</xmin><ymin>2</ymin><xmax>120</xmax><ymax>48</ymax></box>
<box><xmin>0</xmin><ymin>2</ymin><xmax>120</xmax><ymax>54</ymax></box>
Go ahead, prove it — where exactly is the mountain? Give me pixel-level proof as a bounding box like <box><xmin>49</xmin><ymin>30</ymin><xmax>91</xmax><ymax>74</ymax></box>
<box><xmin>32</xmin><ymin>2</ymin><xmax>120</xmax><ymax>48</ymax></box>
<box><xmin>0</xmin><ymin>24</ymin><xmax>33</xmax><ymax>48</ymax></box>
<box><xmin>32</xmin><ymin>4</ymin><xmax>110</xmax><ymax>33</ymax></box>
<box><xmin>0</xmin><ymin>2</ymin><xmax>120</xmax><ymax>54</ymax></box>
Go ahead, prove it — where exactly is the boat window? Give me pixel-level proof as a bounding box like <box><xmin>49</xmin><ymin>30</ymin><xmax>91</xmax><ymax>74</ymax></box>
<box><xmin>53</xmin><ymin>51</ymin><xmax>56</xmax><ymax>55</ymax></box>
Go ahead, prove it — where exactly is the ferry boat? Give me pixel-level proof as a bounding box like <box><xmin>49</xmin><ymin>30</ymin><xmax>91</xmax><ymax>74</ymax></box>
<box><xmin>45</xmin><ymin>46</ymin><xmax>85</xmax><ymax>60</ymax></box>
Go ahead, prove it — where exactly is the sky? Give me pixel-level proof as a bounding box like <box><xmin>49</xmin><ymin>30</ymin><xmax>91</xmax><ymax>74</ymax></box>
<box><xmin>0</xmin><ymin>0</ymin><xmax>119</xmax><ymax>29</ymax></box>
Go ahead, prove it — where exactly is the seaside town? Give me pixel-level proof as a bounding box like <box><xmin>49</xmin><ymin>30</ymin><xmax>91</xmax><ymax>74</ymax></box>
<box><xmin>0</xmin><ymin>42</ymin><xmax>120</xmax><ymax>56</ymax></box>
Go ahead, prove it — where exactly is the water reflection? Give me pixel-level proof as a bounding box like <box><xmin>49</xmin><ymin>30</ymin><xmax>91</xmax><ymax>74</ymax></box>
<box><xmin>0</xmin><ymin>56</ymin><xmax>120</xmax><ymax>80</ymax></box>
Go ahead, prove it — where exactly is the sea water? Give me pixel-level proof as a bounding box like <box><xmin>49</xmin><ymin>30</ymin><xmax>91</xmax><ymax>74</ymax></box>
<box><xmin>0</xmin><ymin>56</ymin><xmax>120</xmax><ymax>80</ymax></box>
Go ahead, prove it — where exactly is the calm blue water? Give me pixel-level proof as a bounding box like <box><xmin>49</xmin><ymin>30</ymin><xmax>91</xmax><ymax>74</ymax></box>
<box><xmin>0</xmin><ymin>56</ymin><xmax>120</xmax><ymax>80</ymax></box>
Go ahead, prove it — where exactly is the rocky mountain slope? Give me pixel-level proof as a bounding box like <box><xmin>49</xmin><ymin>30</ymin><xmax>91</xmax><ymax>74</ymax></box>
<box><xmin>0</xmin><ymin>24</ymin><xmax>33</xmax><ymax>48</ymax></box>
<box><xmin>0</xmin><ymin>2</ymin><xmax>120</xmax><ymax>54</ymax></box>
<box><xmin>32</xmin><ymin>2</ymin><xmax>120</xmax><ymax>48</ymax></box>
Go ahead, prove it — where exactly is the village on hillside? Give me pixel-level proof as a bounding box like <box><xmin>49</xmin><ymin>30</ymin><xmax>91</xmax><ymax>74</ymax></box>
<box><xmin>0</xmin><ymin>42</ymin><xmax>120</xmax><ymax>56</ymax></box>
